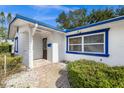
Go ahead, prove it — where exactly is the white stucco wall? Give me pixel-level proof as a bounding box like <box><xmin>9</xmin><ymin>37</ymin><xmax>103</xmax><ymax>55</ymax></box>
<box><xmin>47</xmin><ymin>31</ymin><xmax>65</xmax><ymax>62</ymax></box>
<box><xmin>65</xmin><ymin>20</ymin><xmax>124</xmax><ymax>66</ymax></box>
<box><xmin>15</xmin><ymin>26</ymin><xmax>30</xmax><ymax>67</ymax></box>
<box><xmin>33</xmin><ymin>33</ymin><xmax>43</xmax><ymax>60</ymax></box>
<box><xmin>15</xmin><ymin>19</ymin><xmax>124</xmax><ymax>67</ymax></box>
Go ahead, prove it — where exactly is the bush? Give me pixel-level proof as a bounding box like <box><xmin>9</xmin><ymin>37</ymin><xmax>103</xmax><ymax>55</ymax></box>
<box><xmin>0</xmin><ymin>42</ymin><xmax>12</xmax><ymax>53</ymax></box>
<box><xmin>0</xmin><ymin>54</ymin><xmax>22</xmax><ymax>87</ymax></box>
<box><xmin>0</xmin><ymin>55</ymin><xmax>22</xmax><ymax>73</ymax></box>
<box><xmin>6</xmin><ymin>56</ymin><xmax>22</xmax><ymax>70</ymax></box>
<box><xmin>67</xmin><ymin>59</ymin><xmax>124</xmax><ymax>88</ymax></box>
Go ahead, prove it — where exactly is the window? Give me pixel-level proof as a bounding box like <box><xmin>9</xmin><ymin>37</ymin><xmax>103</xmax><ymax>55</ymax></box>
<box><xmin>14</xmin><ymin>37</ymin><xmax>18</xmax><ymax>53</ymax></box>
<box><xmin>68</xmin><ymin>37</ymin><xmax>82</xmax><ymax>52</ymax></box>
<box><xmin>84</xmin><ymin>33</ymin><xmax>104</xmax><ymax>53</ymax></box>
<box><xmin>66</xmin><ymin>28</ymin><xmax>109</xmax><ymax>57</ymax></box>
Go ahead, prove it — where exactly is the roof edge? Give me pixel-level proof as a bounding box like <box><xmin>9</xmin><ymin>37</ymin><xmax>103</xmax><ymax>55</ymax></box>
<box><xmin>8</xmin><ymin>14</ymin><xmax>124</xmax><ymax>36</ymax></box>
<box><xmin>8</xmin><ymin>14</ymin><xmax>65</xmax><ymax>38</ymax></box>
<box><xmin>66</xmin><ymin>15</ymin><xmax>124</xmax><ymax>33</ymax></box>
<box><xmin>16</xmin><ymin>14</ymin><xmax>65</xmax><ymax>32</ymax></box>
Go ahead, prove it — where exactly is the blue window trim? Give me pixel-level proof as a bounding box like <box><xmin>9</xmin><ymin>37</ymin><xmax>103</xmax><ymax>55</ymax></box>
<box><xmin>66</xmin><ymin>28</ymin><xmax>110</xmax><ymax>57</ymax></box>
<box><xmin>14</xmin><ymin>37</ymin><xmax>18</xmax><ymax>53</ymax></box>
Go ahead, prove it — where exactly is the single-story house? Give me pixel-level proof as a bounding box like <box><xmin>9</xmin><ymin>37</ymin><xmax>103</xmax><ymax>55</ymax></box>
<box><xmin>9</xmin><ymin>14</ymin><xmax>124</xmax><ymax>68</ymax></box>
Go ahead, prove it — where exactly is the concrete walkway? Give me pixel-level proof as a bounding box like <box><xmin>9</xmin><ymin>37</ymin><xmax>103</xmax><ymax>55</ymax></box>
<box><xmin>5</xmin><ymin>59</ymin><xmax>70</xmax><ymax>88</ymax></box>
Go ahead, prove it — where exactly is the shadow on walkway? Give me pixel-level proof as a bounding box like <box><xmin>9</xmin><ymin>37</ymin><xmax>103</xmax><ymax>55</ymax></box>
<box><xmin>55</xmin><ymin>69</ymin><xmax>70</xmax><ymax>88</ymax></box>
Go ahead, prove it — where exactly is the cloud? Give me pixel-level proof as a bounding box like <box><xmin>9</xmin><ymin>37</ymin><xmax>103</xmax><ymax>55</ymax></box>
<box><xmin>32</xmin><ymin>5</ymin><xmax>73</xmax><ymax>12</ymax></box>
<box><xmin>33</xmin><ymin>15</ymin><xmax>57</xmax><ymax>21</ymax></box>
<box><xmin>30</xmin><ymin>5</ymin><xmax>76</xmax><ymax>26</ymax></box>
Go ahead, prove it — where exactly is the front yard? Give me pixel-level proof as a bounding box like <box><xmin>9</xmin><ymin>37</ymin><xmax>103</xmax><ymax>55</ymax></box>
<box><xmin>1</xmin><ymin>58</ymin><xmax>124</xmax><ymax>88</ymax></box>
<box><xmin>4</xmin><ymin>61</ymin><xmax>70</xmax><ymax>88</ymax></box>
<box><xmin>0</xmin><ymin>53</ymin><xmax>23</xmax><ymax>87</ymax></box>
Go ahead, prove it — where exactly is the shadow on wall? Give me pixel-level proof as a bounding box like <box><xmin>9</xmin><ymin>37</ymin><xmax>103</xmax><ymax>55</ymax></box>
<box><xmin>55</xmin><ymin>69</ymin><xmax>70</xmax><ymax>88</ymax></box>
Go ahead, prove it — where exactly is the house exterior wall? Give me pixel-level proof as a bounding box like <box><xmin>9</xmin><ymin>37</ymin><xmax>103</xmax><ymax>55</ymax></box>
<box><xmin>47</xmin><ymin>31</ymin><xmax>65</xmax><ymax>62</ymax></box>
<box><xmin>15</xmin><ymin>26</ymin><xmax>30</xmax><ymax>67</ymax></box>
<box><xmin>33</xmin><ymin>33</ymin><xmax>43</xmax><ymax>60</ymax></box>
<box><xmin>14</xmin><ymin>18</ymin><xmax>124</xmax><ymax>67</ymax></box>
<box><xmin>65</xmin><ymin>20</ymin><xmax>124</xmax><ymax>66</ymax></box>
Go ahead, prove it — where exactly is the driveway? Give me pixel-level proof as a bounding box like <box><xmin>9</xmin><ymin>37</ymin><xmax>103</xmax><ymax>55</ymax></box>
<box><xmin>4</xmin><ymin>59</ymin><xmax>70</xmax><ymax>88</ymax></box>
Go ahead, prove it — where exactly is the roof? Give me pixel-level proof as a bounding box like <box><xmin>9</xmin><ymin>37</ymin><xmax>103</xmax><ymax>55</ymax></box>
<box><xmin>8</xmin><ymin>14</ymin><xmax>65</xmax><ymax>35</ymax></box>
<box><xmin>9</xmin><ymin>14</ymin><xmax>124</xmax><ymax>35</ymax></box>
<box><xmin>66</xmin><ymin>15</ymin><xmax>124</xmax><ymax>32</ymax></box>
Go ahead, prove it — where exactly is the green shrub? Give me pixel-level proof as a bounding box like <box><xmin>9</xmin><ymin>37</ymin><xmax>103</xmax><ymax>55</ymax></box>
<box><xmin>0</xmin><ymin>55</ymin><xmax>22</xmax><ymax>72</ymax></box>
<box><xmin>0</xmin><ymin>42</ymin><xmax>12</xmax><ymax>53</ymax></box>
<box><xmin>67</xmin><ymin>59</ymin><xmax>124</xmax><ymax>88</ymax></box>
<box><xmin>0</xmin><ymin>55</ymin><xmax>22</xmax><ymax>87</ymax></box>
<box><xmin>6</xmin><ymin>56</ymin><xmax>22</xmax><ymax>70</ymax></box>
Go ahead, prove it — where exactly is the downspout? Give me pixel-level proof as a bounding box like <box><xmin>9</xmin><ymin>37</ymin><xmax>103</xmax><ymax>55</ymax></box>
<box><xmin>32</xmin><ymin>23</ymin><xmax>38</xmax><ymax>36</ymax></box>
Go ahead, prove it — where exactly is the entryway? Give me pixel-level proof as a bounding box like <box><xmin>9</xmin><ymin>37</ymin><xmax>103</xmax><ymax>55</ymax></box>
<box><xmin>42</xmin><ymin>38</ymin><xmax>47</xmax><ymax>59</ymax></box>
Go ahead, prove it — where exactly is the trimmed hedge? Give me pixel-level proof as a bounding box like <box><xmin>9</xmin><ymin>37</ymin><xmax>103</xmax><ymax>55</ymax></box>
<box><xmin>67</xmin><ymin>59</ymin><xmax>124</xmax><ymax>88</ymax></box>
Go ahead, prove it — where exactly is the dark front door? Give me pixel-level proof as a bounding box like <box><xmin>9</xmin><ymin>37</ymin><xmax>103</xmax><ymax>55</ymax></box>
<box><xmin>43</xmin><ymin>38</ymin><xmax>47</xmax><ymax>59</ymax></box>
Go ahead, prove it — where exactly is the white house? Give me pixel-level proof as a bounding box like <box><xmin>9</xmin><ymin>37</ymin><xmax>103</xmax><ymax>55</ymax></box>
<box><xmin>9</xmin><ymin>14</ymin><xmax>124</xmax><ymax>68</ymax></box>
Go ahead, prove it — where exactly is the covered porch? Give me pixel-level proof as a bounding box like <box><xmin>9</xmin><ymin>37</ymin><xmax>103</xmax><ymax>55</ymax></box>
<box><xmin>27</xmin><ymin>25</ymin><xmax>60</xmax><ymax>68</ymax></box>
<box><xmin>9</xmin><ymin>14</ymin><xmax>65</xmax><ymax>69</ymax></box>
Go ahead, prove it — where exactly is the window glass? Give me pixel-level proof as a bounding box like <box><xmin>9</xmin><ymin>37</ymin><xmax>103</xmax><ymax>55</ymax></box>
<box><xmin>69</xmin><ymin>37</ymin><xmax>82</xmax><ymax>44</ymax></box>
<box><xmin>68</xmin><ymin>37</ymin><xmax>82</xmax><ymax>52</ymax></box>
<box><xmin>84</xmin><ymin>44</ymin><xmax>104</xmax><ymax>53</ymax></box>
<box><xmin>68</xmin><ymin>32</ymin><xmax>105</xmax><ymax>53</ymax></box>
<box><xmin>69</xmin><ymin>45</ymin><xmax>82</xmax><ymax>51</ymax></box>
<box><xmin>84</xmin><ymin>34</ymin><xmax>104</xmax><ymax>43</ymax></box>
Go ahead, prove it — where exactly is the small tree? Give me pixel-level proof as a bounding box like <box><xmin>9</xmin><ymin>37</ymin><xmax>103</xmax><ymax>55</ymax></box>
<box><xmin>0</xmin><ymin>12</ymin><xmax>12</xmax><ymax>41</ymax></box>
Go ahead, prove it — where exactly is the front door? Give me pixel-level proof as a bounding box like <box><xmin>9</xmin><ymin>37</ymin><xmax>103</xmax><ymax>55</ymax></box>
<box><xmin>42</xmin><ymin>38</ymin><xmax>47</xmax><ymax>59</ymax></box>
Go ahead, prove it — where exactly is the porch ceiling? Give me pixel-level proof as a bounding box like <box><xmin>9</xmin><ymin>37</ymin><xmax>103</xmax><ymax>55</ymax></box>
<box><xmin>35</xmin><ymin>28</ymin><xmax>52</xmax><ymax>36</ymax></box>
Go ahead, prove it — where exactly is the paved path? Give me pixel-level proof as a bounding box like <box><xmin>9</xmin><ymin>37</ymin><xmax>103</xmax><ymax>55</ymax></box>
<box><xmin>5</xmin><ymin>60</ymin><xmax>70</xmax><ymax>88</ymax></box>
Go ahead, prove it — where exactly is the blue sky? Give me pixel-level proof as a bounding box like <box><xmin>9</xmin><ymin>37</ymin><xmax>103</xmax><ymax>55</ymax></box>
<box><xmin>0</xmin><ymin>5</ymin><xmax>120</xmax><ymax>27</ymax></box>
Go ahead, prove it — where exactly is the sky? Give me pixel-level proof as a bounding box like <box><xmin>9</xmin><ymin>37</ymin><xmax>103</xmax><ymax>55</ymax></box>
<box><xmin>0</xmin><ymin>5</ymin><xmax>120</xmax><ymax>27</ymax></box>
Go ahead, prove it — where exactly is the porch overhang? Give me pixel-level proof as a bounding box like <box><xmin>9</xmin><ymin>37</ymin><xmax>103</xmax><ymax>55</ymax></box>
<box><xmin>8</xmin><ymin>14</ymin><xmax>65</xmax><ymax>39</ymax></box>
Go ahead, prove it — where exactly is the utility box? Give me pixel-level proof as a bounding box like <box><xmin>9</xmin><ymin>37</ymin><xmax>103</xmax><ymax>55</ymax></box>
<box><xmin>52</xmin><ymin>43</ymin><xmax>59</xmax><ymax>63</ymax></box>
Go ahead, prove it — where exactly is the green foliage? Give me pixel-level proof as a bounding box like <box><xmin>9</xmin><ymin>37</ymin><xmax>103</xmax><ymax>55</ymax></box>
<box><xmin>0</xmin><ymin>42</ymin><xmax>11</xmax><ymax>53</ymax></box>
<box><xmin>0</xmin><ymin>54</ymin><xmax>22</xmax><ymax>70</ymax></box>
<box><xmin>56</xmin><ymin>9</ymin><xmax>88</xmax><ymax>29</ymax></box>
<box><xmin>6</xmin><ymin>56</ymin><xmax>22</xmax><ymax>70</ymax></box>
<box><xmin>87</xmin><ymin>8</ymin><xmax>115</xmax><ymax>24</ymax></box>
<box><xmin>67</xmin><ymin>59</ymin><xmax>124</xmax><ymax>88</ymax></box>
<box><xmin>56</xmin><ymin>11</ymin><xmax>70</xmax><ymax>29</ymax></box>
<box><xmin>115</xmin><ymin>6</ymin><xmax>124</xmax><ymax>16</ymax></box>
<box><xmin>0</xmin><ymin>11</ymin><xmax>12</xmax><ymax>39</ymax></box>
<box><xmin>0</xmin><ymin>54</ymin><xmax>22</xmax><ymax>87</ymax></box>
<box><xmin>56</xmin><ymin>6</ymin><xmax>124</xmax><ymax>29</ymax></box>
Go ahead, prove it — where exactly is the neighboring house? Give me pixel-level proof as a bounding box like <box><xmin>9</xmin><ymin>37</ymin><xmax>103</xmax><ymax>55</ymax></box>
<box><xmin>9</xmin><ymin>14</ymin><xmax>124</xmax><ymax>68</ymax></box>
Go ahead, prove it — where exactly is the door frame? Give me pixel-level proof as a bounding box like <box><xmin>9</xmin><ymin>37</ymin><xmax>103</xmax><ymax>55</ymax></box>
<box><xmin>42</xmin><ymin>38</ymin><xmax>47</xmax><ymax>59</ymax></box>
